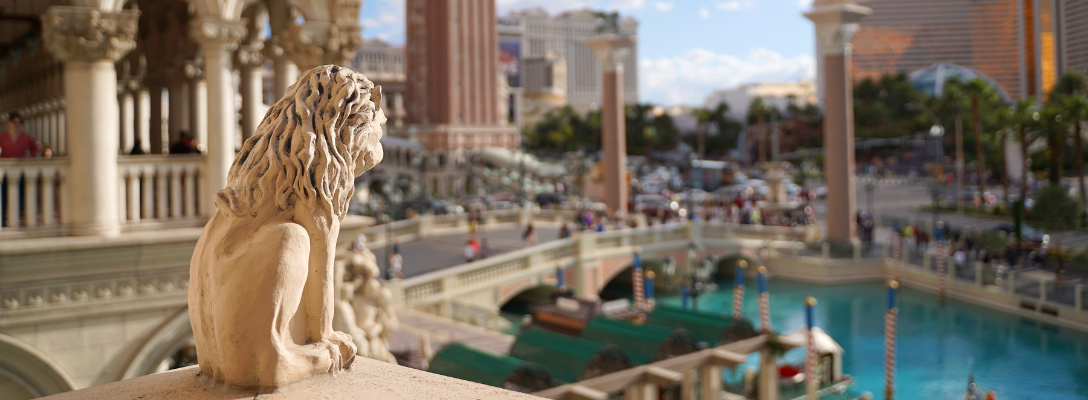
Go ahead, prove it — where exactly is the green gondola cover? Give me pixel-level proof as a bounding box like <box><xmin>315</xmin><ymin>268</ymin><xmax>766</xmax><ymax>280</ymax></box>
<box><xmin>648</xmin><ymin>305</ymin><xmax>759</xmax><ymax>346</ymax></box>
<box><xmin>509</xmin><ymin>327</ymin><xmax>633</xmax><ymax>383</ymax></box>
<box><xmin>579</xmin><ymin>317</ymin><xmax>698</xmax><ymax>365</ymax></box>
<box><xmin>428</xmin><ymin>342</ymin><xmax>554</xmax><ymax>392</ymax></box>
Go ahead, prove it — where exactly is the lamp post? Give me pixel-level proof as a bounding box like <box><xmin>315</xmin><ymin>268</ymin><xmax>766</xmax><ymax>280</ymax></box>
<box><xmin>413</xmin><ymin>153</ymin><xmax>427</xmax><ymax>214</ymax></box>
<box><xmin>905</xmin><ymin>102</ymin><xmax>945</xmax><ymax>163</ymax></box>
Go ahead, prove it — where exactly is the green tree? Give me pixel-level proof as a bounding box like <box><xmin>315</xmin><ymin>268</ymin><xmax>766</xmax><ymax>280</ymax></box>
<box><xmin>1051</xmin><ymin>71</ymin><xmax>1088</xmax><ymax>203</ymax></box>
<box><xmin>853</xmin><ymin>73</ymin><xmax>928</xmax><ymax>139</ymax></box>
<box><xmin>962</xmin><ymin>77</ymin><xmax>1002</xmax><ymax>198</ymax></box>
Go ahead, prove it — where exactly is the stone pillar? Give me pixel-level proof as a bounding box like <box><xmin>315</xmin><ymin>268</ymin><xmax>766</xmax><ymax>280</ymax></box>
<box><xmin>698</xmin><ymin>365</ymin><xmax>722</xmax><ymax>400</ymax></box>
<box><xmin>186</xmin><ymin>62</ymin><xmax>208</xmax><ymax>153</ymax></box>
<box><xmin>119</xmin><ymin>82</ymin><xmax>135</xmax><ymax>155</ymax></box>
<box><xmin>624</xmin><ymin>383</ymin><xmax>658</xmax><ymax>400</ymax></box>
<box><xmin>263</xmin><ymin>36</ymin><xmax>297</xmax><ymax>102</ymax></box>
<box><xmin>236</xmin><ymin>43</ymin><xmax>265</xmax><ymax>143</ymax></box>
<box><xmin>805</xmin><ymin>0</ymin><xmax>871</xmax><ymax>244</ymax></box>
<box><xmin>42</xmin><ymin>6</ymin><xmax>138</xmax><ymax>235</ymax></box>
<box><xmin>587</xmin><ymin>35</ymin><xmax>634</xmax><ymax>214</ymax></box>
<box><xmin>191</xmin><ymin>18</ymin><xmax>246</xmax><ymax>217</ymax></box>
<box><xmin>135</xmin><ymin>87</ymin><xmax>150</xmax><ymax>154</ymax></box>
<box><xmin>757</xmin><ymin>348</ymin><xmax>779</xmax><ymax>400</ymax></box>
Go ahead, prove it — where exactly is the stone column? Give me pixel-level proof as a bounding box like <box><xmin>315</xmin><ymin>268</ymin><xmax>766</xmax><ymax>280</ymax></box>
<box><xmin>805</xmin><ymin>0</ymin><xmax>871</xmax><ymax>244</ymax></box>
<box><xmin>119</xmin><ymin>81</ymin><xmax>135</xmax><ymax>155</ymax></box>
<box><xmin>757</xmin><ymin>348</ymin><xmax>779</xmax><ymax>400</ymax></box>
<box><xmin>186</xmin><ymin>62</ymin><xmax>208</xmax><ymax>153</ymax></box>
<box><xmin>135</xmin><ymin>87</ymin><xmax>150</xmax><ymax>153</ymax></box>
<box><xmin>191</xmin><ymin>18</ymin><xmax>246</xmax><ymax>217</ymax></box>
<box><xmin>236</xmin><ymin>43</ymin><xmax>265</xmax><ymax>143</ymax></box>
<box><xmin>587</xmin><ymin>35</ymin><xmax>634</xmax><ymax>214</ymax></box>
<box><xmin>42</xmin><ymin>6</ymin><xmax>139</xmax><ymax>236</ymax></box>
<box><xmin>263</xmin><ymin>37</ymin><xmax>297</xmax><ymax>101</ymax></box>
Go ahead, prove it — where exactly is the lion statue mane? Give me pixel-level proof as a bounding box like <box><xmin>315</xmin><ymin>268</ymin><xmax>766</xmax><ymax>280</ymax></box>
<box><xmin>189</xmin><ymin>65</ymin><xmax>385</xmax><ymax>389</ymax></box>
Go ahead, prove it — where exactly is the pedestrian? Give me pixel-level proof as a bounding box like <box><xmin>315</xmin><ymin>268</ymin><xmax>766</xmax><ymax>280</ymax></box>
<box><xmin>559</xmin><ymin>223</ymin><xmax>571</xmax><ymax>239</ymax></box>
<box><xmin>390</xmin><ymin>249</ymin><xmax>404</xmax><ymax>279</ymax></box>
<box><xmin>1</xmin><ymin>113</ymin><xmax>40</xmax><ymax>158</ymax></box>
<box><xmin>464</xmin><ymin>240</ymin><xmax>476</xmax><ymax>262</ymax></box>
<box><xmin>169</xmin><ymin>130</ymin><xmax>199</xmax><ymax>154</ymax></box>
<box><xmin>468</xmin><ymin>209</ymin><xmax>478</xmax><ymax>233</ymax></box>
<box><xmin>479</xmin><ymin>238</ymin><xmax>492</xmax><ymax>259</ymax></box>
<box><xmin>523</xmin><ymin>223</ymin><xmax>537</xmax><ymax>245</ymax></box>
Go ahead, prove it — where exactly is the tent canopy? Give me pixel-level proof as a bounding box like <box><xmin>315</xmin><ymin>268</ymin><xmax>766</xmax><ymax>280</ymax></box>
<box><xmin>509</xmin><ymin>327</ymin><xmax>631</xmax><ymax>383</ymax></box>
<box><xmin>428</xmin><ymin>342</ymin><xmax>524</xmax><ymax>387</ymax></box>
<box><xmin>647</xmin><ymin>305</ymin><xmax>735</xmax><ymax>345</ymax></box>
<box><xmin>580</xmin><ymin>317</ymin><xmax>698</xmax><ymax>365</ymax></box>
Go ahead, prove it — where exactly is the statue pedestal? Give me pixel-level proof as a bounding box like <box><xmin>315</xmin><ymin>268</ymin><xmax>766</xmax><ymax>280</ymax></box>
<box><xmin>42</xmin><ymin>358</ymin><xmax>542</xmax><ymax>400</ymax></box>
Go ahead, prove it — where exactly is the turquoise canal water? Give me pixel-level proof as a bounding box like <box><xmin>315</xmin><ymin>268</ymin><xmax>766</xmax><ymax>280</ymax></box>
<box><xmin>652</xmin><ymin>280</ymin><xmax>1088</xmax><ymax>400</ymax></box>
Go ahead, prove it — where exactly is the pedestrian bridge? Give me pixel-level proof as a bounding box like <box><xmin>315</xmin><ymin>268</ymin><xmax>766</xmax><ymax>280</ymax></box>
<box><xmin>388</xmin><ymin>222</ymin><xmax>814</xmax><ymax>330</ymax></box>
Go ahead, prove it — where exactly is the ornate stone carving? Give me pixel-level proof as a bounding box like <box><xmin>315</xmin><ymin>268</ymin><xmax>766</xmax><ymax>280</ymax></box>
<box><xmin>41</xmin><ymin>6</ymin><xmax>139</xmax><ymax>62</ymax></box>
<box><xmin>281</xmin><ymin>23</ymin><xmax>363</xmax><ymax>70</ymax></box>
<box><xmin>585</xmin><ymin>35</ymin><xmax>634</xmax><ymax>73</ymax></box>
<box><xmin>189</xmin><ymin>66</ymin><xmax>386</xmax><ymax>389</ymax></box>
<box><xmin>333</xmin><ymin>248</ymin><xmax>399</xmax><ymax>364</ymax></box>
<box><xmin>234</xmin><ymin>42</ymin><xmax>265</xmax><ymax>69</ymax></box>
<box><xmin>189</xmin><ymin>18</ymin><xmax>247</xmax><ymax>53</ymax></box>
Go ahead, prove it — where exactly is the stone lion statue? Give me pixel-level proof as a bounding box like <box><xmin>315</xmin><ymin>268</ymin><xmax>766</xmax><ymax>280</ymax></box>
<box><xmin>333</xmin><ymin>249</ymin><xmax>399</xmax><ymax>363</ymax></box>
<box><xmin>189</xmin><ymin>65</ymin><xmax>385</xmax><ymax>389</ymax></box>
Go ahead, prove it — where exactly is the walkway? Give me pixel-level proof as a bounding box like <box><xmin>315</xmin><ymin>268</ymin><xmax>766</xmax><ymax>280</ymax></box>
<box><xmin>390</xmin><ymin>309</ymin><xmax>515</xmax><ymax>357</ymax></box>
<box><xmin>377</xmin><ymin>225</ymin><xmax>561</xmax><ymax>278</ymax></box>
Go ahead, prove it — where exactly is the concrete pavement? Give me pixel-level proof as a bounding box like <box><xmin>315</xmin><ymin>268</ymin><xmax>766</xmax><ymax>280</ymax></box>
<box><xmin>377</xmin><ymin>224</ymin><xmax>561</xmax><ymax>278</ymax></box>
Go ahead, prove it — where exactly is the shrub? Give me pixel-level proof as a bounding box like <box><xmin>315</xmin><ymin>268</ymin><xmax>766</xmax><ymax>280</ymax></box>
<box><xmin>1026</xmin><ymin>184</ymin><xmax>1083</xmax><ymax>231</ymax></box>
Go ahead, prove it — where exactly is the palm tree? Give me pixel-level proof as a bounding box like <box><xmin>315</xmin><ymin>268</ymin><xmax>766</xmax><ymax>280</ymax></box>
<box><xmin>747</xmin><ymin>97</ymin><xmax>771</xmax><ymax>165</ymax></box>
<box><xmin>991</xmin><ymin>106</ymin><xmax>1016</xmax><ymax>214</ymax></box>
<box><xmin>941</xmin><ymin>77</ymin><xmax>967</xmax><ymax>212</ymax></box>
<box><xmin>692</xmin><ymin>107</ymin><xmax>713</xmax><ymax>159</ymax></box>
<box><xmin>1051</xmin><ymin>71</ymin><xmax>1088</xmax><ymax>203</ymax></box>
<box><xmin>963</xmin><ymin>78</ymin><xmax>1000</xmax><ymax>201</ymax></box>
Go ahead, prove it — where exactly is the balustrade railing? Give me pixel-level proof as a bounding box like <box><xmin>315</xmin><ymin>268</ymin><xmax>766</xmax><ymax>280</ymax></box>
<box><xmin>117</xmin><ymin>155</ymin><xmax>204</xmax><ymax>226</ymax></box>
<box><xmin>5</xmin><ymin>98</ymin><xmax>67</xmax><ymax>156</ymax></box>
<box><xmin>0</xmin><ymin>158</ymin><xmax>69</xmax><ymax>235</ymax></box>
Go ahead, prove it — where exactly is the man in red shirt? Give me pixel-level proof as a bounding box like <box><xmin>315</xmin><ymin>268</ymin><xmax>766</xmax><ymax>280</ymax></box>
<box><xmin>0</xmin><ymin>113</ymin><xmax>39</xmax><ymax>158</ymax></box>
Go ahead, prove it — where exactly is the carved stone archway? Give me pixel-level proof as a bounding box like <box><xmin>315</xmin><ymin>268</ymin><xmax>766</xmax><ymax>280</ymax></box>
<box><xmin>0</xmin><ymin>333</ymin><xmax>77</xmax><ymax>398</ymax></box>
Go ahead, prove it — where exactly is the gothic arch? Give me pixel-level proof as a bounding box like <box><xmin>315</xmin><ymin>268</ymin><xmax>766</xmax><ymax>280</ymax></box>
<box><xmin>121</xmin><ymin>307</ymin><xmax>194</xmax><ymax>379</ymax></box>
<box><xmin>0</xmin><ymin>333</ymin><xmax>77</xmax><ymax>398</ymax></box>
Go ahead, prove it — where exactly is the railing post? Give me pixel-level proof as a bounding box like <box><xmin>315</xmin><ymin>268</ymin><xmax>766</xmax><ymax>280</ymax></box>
<box><xmin>155</xmin><ymin>166</ymin><xmax>168</xmax><ymax>220</ymax></box>
<box><xmin>923</xmin><ymin>252</ymin><xmax>931</xmax><ymax>272</ymax></box>
<box><xmin>42</xmin><ymin>167</ymin><xmax>56</xmax><ymax>227</ymax></box>
<box><xmin>698</xmin><ymin>365</ymin><xmax>722</xmax><ymax>400</ymax></box>
<box><xmin>1007</xmin><ymin>271</ymin><xmax>1016</xmax><ymax>296</ymax></box>
<box><xmin>853</xmin><ymin>241</ymin><xmax>861</xmax><ymax>261</ymax></box>
<box><xmin>1075</xmin><ymin>284</ymin><xmax>1084</xmax><ymax>312</ymax></box>
<box><xmin>975</xmin><ymin>262</ymin><xmax>983</xmax><ymax>287</ymax></box>
<box><xmin>183</xmin><ymin>165</ymin><xmax>198</xmax><ymax>217</ymax></box>
<box><xmin>141</xmin><ymin>166</ymin><xmax>153</xmax><ymax>220</ymax></box>
<box><xmin>882</xmin><ymin>241</ymin><xmax>889</xmax><ymax>260</ymax></box>
<box><xmin>821</xmin><ymin>242</ymin><xmax>830</xmax><ymax>259</ymax></box>
<box><xmin>170</xmin><ymin>165</ymin><xmax>183</xmax><ymax>219</ymax></box>
<box><xmin>24</xmin><ymin>168</ymin><xmax>39</xmax><ymax>228</ymax></box>
<box><xmin>5</xmin><ymin>170</ymin><xmax>20</xmax><ymax>228</ymax></box>
<box><xmin>1038</xmin><ymin>279</ymin><xmax>1048</xmax><ymax>311</ymax></box>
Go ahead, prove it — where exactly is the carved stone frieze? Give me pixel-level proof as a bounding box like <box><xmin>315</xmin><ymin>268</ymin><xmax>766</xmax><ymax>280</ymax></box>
<box><xmin>189</xmin><ymin>18</ymin><xmax>247</xmax><ymax>54</ymax></box>
<box><xmin>41</xmin><ymin>6</ymin><xmax>139</xmax><ymax>62</ymax></box>
<box><xmin>280</xmin><ymin>22</ymin><xmax>363</xmax><ymax>70</ymax></box>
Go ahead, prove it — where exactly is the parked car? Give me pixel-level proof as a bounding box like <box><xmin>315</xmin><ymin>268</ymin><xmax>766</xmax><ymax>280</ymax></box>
<box><xmin>535</xmin><ymin>193</ymin><xmax>568</xmax><ymax>208</ymax></box>
<box><xmin>993</xmin><ymin>223</ymin><xmax>1046</xmax><ymax>245</ymax></box>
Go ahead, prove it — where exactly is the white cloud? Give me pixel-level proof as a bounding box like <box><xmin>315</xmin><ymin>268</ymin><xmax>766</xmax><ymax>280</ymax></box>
<box><xmin>717</xmin><ymin>1</ymin><xmax>743</xmax><ymax>11</ymax></box>
<box><xmin>699</xmin><ymin>7</ymin><xmax>711</xmax><ymax>18</ymax></box>
<box><xmin>496</xmin><ymin>0</ymin><xmax>646</xmax><ymax>15</ymax></box>
<box><xmin>608</xmin><ymin>0</ymin><xmax>646</xmax><ymax>10</ymax></box>
<box><xmin>361</xmin><ymin>0</ymin><xmax>406</xmax><ymax>43</ymax></box>
<box><xmin>639</xmin><ymin>48</ymin><xmax>816</xmax><ymax>106</ymax></box>
<box><xmin>654</xmin><ymin>1</ymin><xmax>674</xmax><ymax>11</ymax></box>
<box><xmin>798</xmin><ymin>0</ymin><xmax>812</xmax><ymax>7</ymax></box>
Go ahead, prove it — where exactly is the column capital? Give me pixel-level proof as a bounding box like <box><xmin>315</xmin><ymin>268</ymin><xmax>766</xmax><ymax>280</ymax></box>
<box><xmin>190</xmin><ymin>18</ymin><xmax>247</xmax><ymax>54</ymax></box>
<box><xmin>585</xmin><ymin>34</ymin><xmax>634</xmax><ymax>72</ymax></box>
<box><xmin>279</xmin><ymin>22</ymin><xmax>362</xmax><ymax>71</ymax></box>
<box><xmin>234</xmin><ymin>42</ymin><xmax>265</xmax><ymax>69</ymax></box>
<box><xmin>42</xmin><ymin>6</ymin><xmax>139</xmax><ymax>63</ymax></box>
<box><xmin>804</xmin><ymin>2</ymin><xmax>871</xmax><ymax>55</ymax></box>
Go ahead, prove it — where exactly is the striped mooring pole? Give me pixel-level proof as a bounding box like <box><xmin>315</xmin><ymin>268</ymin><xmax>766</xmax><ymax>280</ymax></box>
<box><xmin>556</xmin><ymin>263</ymin><xmax>565</xmax><ymax>288</ymax></box>
<box><xmin>891</xmin><ymin>221</ymin><xmax>902</xmax><ymax>280</ymax></box>
<box><xmin>805</xmin><ymin>295</ymin><xmax>818</xmax><ymax>400</ymax></box>
<box><xmin>633</xmin><ymin>248</ymin><xmax>645</xmax><ymax>310</ymax></box>
<box><xmin>885</xmin><ymin>279</ymin><xmax>899</xmax><ymax>400</ymax></box>
<box><xmin>758</xmin><ymin>266</ymin><xmax>771</xmax><ymax>333</ymax></box>
<box><xmin>645</xmin><ymin>271</ymin><xmax>656</xmax><ymax>310</ymax></box>
<box><xmin>935</xmin><ymin>229</ymin><xmax>947</xmax><ymax>299</ymax></box>
<box><xmin>733</xmin><ymin>260</ymin><xmax>748</xmax><ymax>318</ymax></box>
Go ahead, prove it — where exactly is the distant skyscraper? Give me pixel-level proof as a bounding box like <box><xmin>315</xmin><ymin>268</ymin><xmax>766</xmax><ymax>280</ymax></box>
<box><xmin>499</xmin><ymin>8</ymin><xmax>639</xmax><ymax>113</ymax></box>
<box><xmin>405</xmin><ymin>0</ymin><xmax>518</xmax><ymax>150</ymax></box>
<box><xmin>849</xmin><ymin>0</ymin><xmax>1074</xmax><ymax>101</ymax></box>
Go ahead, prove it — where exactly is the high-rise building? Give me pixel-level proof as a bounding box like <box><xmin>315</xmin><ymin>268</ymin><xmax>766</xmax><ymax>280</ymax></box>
<box><xmin>848</xmin><ymin>0</ymin><xmax>1082</xmax><ymax>101</ymax></box>
<box><xmin>499</xmin><ymin>8</ymin><xmax>638</xmax><ymax>114</ymax></box>
<box><xmin>405</xmin><ymin>0</ymin><xmax>519</xmax><ymax>150</ymax></box>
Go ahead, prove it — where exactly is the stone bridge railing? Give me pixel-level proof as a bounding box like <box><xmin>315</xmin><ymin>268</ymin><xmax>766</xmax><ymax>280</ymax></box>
<box><xmin>388</xmin><ymin>222</ymin><xmax>814</xmax><ymax>325</ymax></box>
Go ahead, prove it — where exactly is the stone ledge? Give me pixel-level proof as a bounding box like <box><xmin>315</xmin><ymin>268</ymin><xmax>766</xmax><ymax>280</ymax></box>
<box><xmin>43</xmin><ymin>357</ymin><xmax>542</xmax><ymax>400</ymax></box>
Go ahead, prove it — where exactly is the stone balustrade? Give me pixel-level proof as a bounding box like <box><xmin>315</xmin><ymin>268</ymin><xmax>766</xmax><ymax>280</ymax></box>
<box><xmin>117</xmin><ymin>155</ymin><xmax>204</xmax><ymax>227</ymax></box>
<box><xmin>0</xmin><ymin>158</ymin><xmax>69</xmax><ymax>237</ymax></box>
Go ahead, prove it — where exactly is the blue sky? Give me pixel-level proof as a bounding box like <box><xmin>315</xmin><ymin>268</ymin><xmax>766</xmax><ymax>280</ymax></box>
<box><xmin>360</xmin><ymin>0</ymin><xmax>818</xmax><ymax>106</ymax></box>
